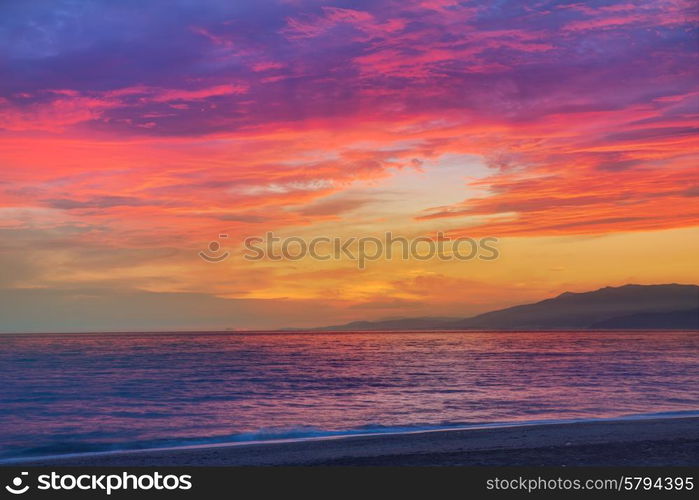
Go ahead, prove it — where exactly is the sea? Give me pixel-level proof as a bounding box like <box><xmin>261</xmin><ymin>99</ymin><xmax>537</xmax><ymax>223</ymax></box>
<box><xmin>0</xmin><ymin>330</ymin><xmax>697</xmax><ymax>462</ymax></box>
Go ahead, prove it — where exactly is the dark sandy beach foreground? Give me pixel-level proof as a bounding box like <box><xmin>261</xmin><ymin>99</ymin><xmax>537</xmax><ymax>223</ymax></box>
<box><xmin>19</xmin><ymin>416</ymin><xmax>699</xmax><ymax>466</ymax></box>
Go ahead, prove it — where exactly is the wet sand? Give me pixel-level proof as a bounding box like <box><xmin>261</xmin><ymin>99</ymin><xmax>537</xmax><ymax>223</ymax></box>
<box><xmin>17</xmin><ymin>416</ymin><xmax>699</xmax><ymax>466</ymax></box>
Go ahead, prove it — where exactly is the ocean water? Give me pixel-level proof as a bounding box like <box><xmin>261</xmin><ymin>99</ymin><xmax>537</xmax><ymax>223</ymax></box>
<box><xmin>0</xmin><ymin>330</ymin><xmax>697</xmax><ymax>461</ymax></box>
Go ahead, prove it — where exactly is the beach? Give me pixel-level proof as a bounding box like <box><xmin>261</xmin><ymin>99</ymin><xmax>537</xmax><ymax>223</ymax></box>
<box><xmin>20</xmin><ymin>416</ymin><xmax>699</xmax><ymax>466</ymax></box>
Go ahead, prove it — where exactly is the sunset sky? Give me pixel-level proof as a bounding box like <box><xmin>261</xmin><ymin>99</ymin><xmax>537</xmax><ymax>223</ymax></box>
<box><xmin>1</xmin><ymin>0</ymin><xmax>698</xmax><ymax>331</ymax></box>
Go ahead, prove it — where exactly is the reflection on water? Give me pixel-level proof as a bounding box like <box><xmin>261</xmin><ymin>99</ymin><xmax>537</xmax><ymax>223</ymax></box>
<box><xmin>0</xmin><ymin>331</ymin><xmax>697</xmax><ymax>459</ymax></box>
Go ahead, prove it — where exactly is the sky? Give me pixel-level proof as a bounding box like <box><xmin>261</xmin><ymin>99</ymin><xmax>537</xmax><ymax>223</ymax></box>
<box><xmin>0</xmin><ymin>0</ymin><xmax>698</xmax><ymax>331</ymax></box>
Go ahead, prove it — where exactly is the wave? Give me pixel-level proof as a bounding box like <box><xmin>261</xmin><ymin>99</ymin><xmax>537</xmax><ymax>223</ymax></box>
<box><xmin>2</xmin><ymin>409</ymin><xmax>698</xmax><ymax>464</ymax></box>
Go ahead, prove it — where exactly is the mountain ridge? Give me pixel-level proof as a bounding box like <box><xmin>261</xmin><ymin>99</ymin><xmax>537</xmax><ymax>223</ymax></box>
<box><xmin>318</xmin><ymin>284</ymin><xmax>699</xmax><ymax>331</ymax></box>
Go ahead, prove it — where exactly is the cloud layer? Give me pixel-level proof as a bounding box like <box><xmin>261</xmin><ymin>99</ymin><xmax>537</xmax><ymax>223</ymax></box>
<box><xmin>0</xmin><ymin>0</ymin><xmax>697</xmax><ymax>329</ymax></box>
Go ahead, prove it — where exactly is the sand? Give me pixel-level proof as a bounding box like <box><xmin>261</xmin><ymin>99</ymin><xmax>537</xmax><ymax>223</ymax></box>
<box><xmin>18</xmin><ymin>416</ymin><xmax>699</xmax><ymax>466</ymax></box>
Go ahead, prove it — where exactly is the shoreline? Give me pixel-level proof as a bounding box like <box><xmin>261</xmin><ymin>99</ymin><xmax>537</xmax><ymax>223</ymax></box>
<box><xmin>2</xmin><ymin>329</ymin><xmax>696</xmax><ymax>335</ymax></box>
<box><xmin>12</xmin><ymin>415</ymin><xmax>699</xmax><ymax>467</ymax></box>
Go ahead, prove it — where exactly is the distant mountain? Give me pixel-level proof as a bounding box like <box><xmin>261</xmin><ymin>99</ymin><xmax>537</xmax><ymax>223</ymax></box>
<box><xmin>449</xmin><ymin>284</ymin><xmax>698</xmax><ymax>330</ymax></box>
<box><xmin>321</xmin><ymin>317</ymin><xmax>456</xmax><ymax>331</ymax></box>
<box><xmin>590</xmin><ymin>310</ymin><xmax>698</xmax><ymax>330</ymax></box>
<box><xmin>319</xmin><ymin>284</ymin><xmax>698</xmax><ymax>331</ymax></box>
